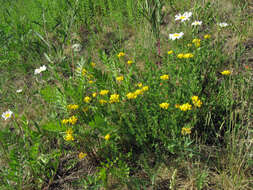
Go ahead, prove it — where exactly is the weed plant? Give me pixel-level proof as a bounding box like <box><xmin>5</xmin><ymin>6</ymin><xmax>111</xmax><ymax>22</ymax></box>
<box><xmin>0</xmin><ymin>0</ymin><xmax>252</xmax><ymax>189</ymax></box>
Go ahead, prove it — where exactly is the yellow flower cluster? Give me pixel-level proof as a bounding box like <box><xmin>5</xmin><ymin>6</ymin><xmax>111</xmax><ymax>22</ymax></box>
<box><xmin>221</xmin><ymin>70</ymin><xmax>231</xmax><ymax>75</ymax></box>
<box><xmin>117</xmin><ymin>52</ymin><xmax>125</xmax><ymax>58</ymax></box>
<box><xmin>116</xmin><ymin>76</ymin><xmax>124</xmax><ymax>82</ymax></box>
<box><xmin>100</xmin><ymin>90</ymin><xmax>109</xmax><ymax>95</ymax></box>
<box><xmin>168</xmin><ymin>50</ymin><xmax>173</xmax><ymax>55</ymax></box>
<box><xmin>137</xmin><ymin>83</ymin><xmax>143</xmax><ymax>87</ymax></box>
<box><xmin>181</xmin><ymin>127</ymin><xmax>191</xmax><ymax>135</ymax></box>
<box><xmin>142</xmin><ymin>86</ymin><xmax>149</xmax><ymax>91</ymax></box>
<box><xmin>84</xmin><ymin>96</ymin><xmax>91</xmax><ymax>103</ymax></box>
<box><xmin>177</xmin><ymin>53</ymin><xmax>194</xmax><ymax>59</ymax></box>
<box><xmin>82</xmin><ymin>68</ymin><xmax>87</xmax><ymax>76</ymax></box>
<box><xmin>104</xmin><ymin>134</ymin><xmax>110</xmax><ymax>140</ymax></box>
<box><xmin>127</xmin><ymin>92</ymin><xmax>137</xmax><ymax>99</ymax></box>
<box><xmin>67</xmin><ymin>104</ymin><xmax>79</xmax><ymax>110</ymax></box>
<box><xmin>64</xmin><ymin>128</ymin><xmax>74</xmax><ymax>141</ymax></box>
<box><xmin>78</xmin><ymin>152</ymin><xmax>87</xmax><ymax>160</ymax></box>
<box><xmin>99</xmin><ymin>99</ymin><xmax>107</xmax><ymax>105</ymax></box>
<box><xmin>109</xmin><ymin>94</ymin><xmax>120</xmax><ymax>103</ymax></box>
<box><xmin>61</xmin><ymin>115</ymin><xmax>78</xmax><ymax>125</ymax></box>
<box><xmin>127</xmin><ymin>60</ymin><xmax>133</xmax><ymax>65</ymax></box>
<box><xmin>204</xmin><ymin>34</ymin><xmax>211</xmax><ymax>39</ymax></box>
<box><xmin>134</xmin><ymin>89</ymin><xmax>143</xmax><ymax>96</ymax></box>
<box><xmin>179</xmin><ymin>103</ymin><xmax>192</xmax><ymax>111</ymax></box>
<box><xmin>159</xmin><ymin>102</ymin><xmax>170</xmax><ymax>109</ymax></box>
<box><xmin>92</xmin><ymin>92</ymin><xmax>97</xmax><ymax>97</ymax></box>
<box><xmin>160</xmin><ymin>74</ymin><xmax>169</xmax><ymax>80</ymax></box>
<box><xmin>69</xmin><ymin>115</ymin><xmax>78</xmax><ymax>124</ymax></box>
<box><xmin>192</xmin><ymin>38</ymin><xmax>201</xmax><ymax>47</ymax></box>
<box><xmin>126</xmin><ymin>86</ymin><xmax>149</xmax><ymax>100</ymax></box>
<box><xmin>191</xmin><ymin>96</ymin><xmax>202</xmax><ymax>108</ymax></box>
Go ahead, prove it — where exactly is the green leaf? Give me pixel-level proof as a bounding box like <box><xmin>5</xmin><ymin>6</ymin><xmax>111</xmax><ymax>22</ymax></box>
<box><xmin>89</xmin><ymin>115</ymin><xmax>107</xmax><ymax>128</ymax></box>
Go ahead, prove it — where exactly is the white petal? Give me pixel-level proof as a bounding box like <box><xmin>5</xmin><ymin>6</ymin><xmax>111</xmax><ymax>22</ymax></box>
<box><xmin>16</xmin><ymin>89</ymin><xmax>23</xmax><ymax>93</ymax></box>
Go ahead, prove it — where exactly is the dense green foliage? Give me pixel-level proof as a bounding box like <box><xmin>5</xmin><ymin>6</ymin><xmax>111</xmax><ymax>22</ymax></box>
<box><xmin>0</xmin><ymin>0</ymin><xmax>252</xmax><ymax>189</ymax></box>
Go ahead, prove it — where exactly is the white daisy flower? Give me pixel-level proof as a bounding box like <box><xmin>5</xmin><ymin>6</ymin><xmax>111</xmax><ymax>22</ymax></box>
<box><xmin>2</xmin><ymin>110</ymin><xmax>13</xmax><ymax>120</ymax></box>
<box><xmin>218</xmin><ymin>22</ymin><xmax>229</xmax><ymax>27</ymax></box>
<box><xmin>40</xmin><ymin>65</ymin><xmax>47</xmax><ymax>72</ymax></box>
<box><xmin>34</xmin><ymin>65</ymin><xmax>47</xmax><ymax>75</ymax></box>
<box><xmin>72</xmin><ymin>43</ymin><xmax>82</xmax><ymax>52</ymax></box>
<box><xmin>175</xmin><ymin>12</ymin><xmax>192</xmax><ymax>22</ymax></box>
<box><xmin>16</xmin><ymin>89</ymin><xmax>23</xmax><ymax>93</ymax></box>
<box><xmin>169</xmin><ymin>32</ymin><xmax>184</xmax><ymax>40</ymax></box>
<box><xmin>191</xmin><ymin>21</ymin><xmax>202</xmax><ymax>26</ymax></box>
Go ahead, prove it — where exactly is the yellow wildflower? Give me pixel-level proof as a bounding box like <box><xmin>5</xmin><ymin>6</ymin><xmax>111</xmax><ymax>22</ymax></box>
<box><xmin>127</xmin><ymin>60</ymin><xmax>133</xmax><ymax>65</ymax></box>
<box><xmin>117</xmin><ymin>52</ymin><xmax>125</xmax><ymax>58</ymax></box>
<box><xmin>84</xmin><ymin>96</ymin><xmax>91</xmax><ymax>103</ymax></box>
<box><xmin>116</xmin><ymin>76</ymin><xmax>124</xmax><ymax>82</ymax></box>
<box><xmin>159</xmin><ymin>103</ymin><xmax>170</xmax><ymax>109</ymax></box>
<box><xmin>179</xmin><ymin>103</ymin><xmax>192</xmax><ymax>111</ymax></box>
<box><xmin>175</xmin><ymin>104</ymin><xmax>180</xmax><ymax>108</ymax></box>
<box><xmin>195</xmin><ymin>42</ymin><xmax>200</xmax><ymax>47</ymax></box>
<box><xmin>66</xmin><ymin>128</ymin><xmax>73</xmax><ymax>134</ymax></box>
<box><xmin>109</xmin><ymin>94</ymin><xmax>119</xmax><ymax>103</ymax></box>
<box><xmin>88</xmin><ymin>80</ymin><xmax>94</xmax><ymax>84</ymax></box>
<box><xmin>167</xmin><ymin>50</ymin><xmax>173</xmax><ymax>55</ymax></box>
<box><xmin>104</xmin><ymin>134</ymin><xmax>110</xmax><ymax>141</ymax></box>
<box><xmin>187</xmin><ymin>43</ymin><xmax>192</xmax><ymax>47</ymax></box>
<box><xmin>141</xmin><ymin>86</ymin><xmax>149</xmax><ymax>92</ymax></box>
<box><xmin>177</xmin><ymin>53</ymin><xmax>184</xmax><ymax>59</ymax></box>
<box><xmin>67</xmin><ymin>104</ymin><xmax>79</xmax><ymax>110</ymax></box>
<box><xmin>191</xmin><ymin>96</ymin><xmax>202</xmax><ymax>108</ymax></box>
<box><xmin>64</xmin><ymin>133</ymin><xmax>74</xmax><ymax>141</ymax></box>
<box><xmin>181</xmin><ymin>127</ymin><xmax>191</xmax><ymax>135</ymax></box>
<box><xmin>160</xmin><ymin>74</ymin><xmax>169</xmax><ymax>80</ymax></box>
<box><xmin>100</xmin><ymin>90</ymin><xmax>109</xmax><ymax>95</ymax></box>
<box><xmin>134</xmin><ymin>89</ymin><xmax>143</xmax><ymax>96</ymax></box>
<box><xmin>192</xmin><ymin>39</ymin><xmax>200</xmax><ymax>43</ymax></box>
<box><xmin>126</xmin><ymin>92</ymin><xmax>137</xmax><ymax>99</ymax></box>
<box><xmin>192</xmin><ymin>39</ymin><xmax>201</xmax><ymax>47</ymax></box>
<box><xmin>183</xmin><ymin>53</ymin><xmax>194</xmax><ymax>58</ymax></box>
<box><xmin>137</xmin><ymin>83</ymin><xmax>143</xmax><ymax>87</ymax></box>
<box><xmin>68</xmin><ymin>115</ymin><xmax>78</xmax><ymax>125</ymax></box>
<box><xmin>92</xmin><ymin>92</ymin><xmax>97</xmax><ymax>98</ymax></box>
<box><xmin>99</xmin><ymin>99</ymin><xmax>107</xmax><ymax>105</ymax></box>
<box><xmin>64</xmin><ymin>128</ymin><xmax>74</xmax><ymax>141</ymax></box>
<box><xmin>78</xmin><ymin>152</ymin><xmax>87</xmax><ymax>160</ymax></box>
<box><xmin>61</xmin><ymin>119</ymin><xmax>69</xmax><ymax>124</ymax></box>
<box><xmin>204</xmin><ymin>34</ymin><xmax>211</xmax><ymax>39</ymax></box>
<box><xmin>221</xmin><ymin>70</ymin><xmax>231</xmax><ymax>75</ymax></box>
<box><xmin>82</xmin><ymin>69</ymin><xmax>87</xmax><ymax>76</ymax></box>
<box><xmin>90</xmin><ymin>62</ymin><xmax>96</xmax><ymax>67</ymax></box>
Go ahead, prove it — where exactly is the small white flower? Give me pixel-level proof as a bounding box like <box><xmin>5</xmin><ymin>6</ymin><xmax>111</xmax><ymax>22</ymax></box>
<box><xmin>191</xmin><ymin>21</ymin><xmax>202</xmax><ymax>26</ymax></box>
<box><xmin>40</xmin><ymin>65</ymin><xmax>47</xmax><ymax>72</ymax></box>
<box><xmin>16</xmin><ymin>89</ymin><xmax>23</xmax><ymax>93</ymax></box>
<box><xmin>2</xmin><ymin>110</ymin><xmax>13</xmax><ymax>120</ymax></box>
<box><xmin>34</xmin><ymin>65</ymin><xmax>47</xmax><ymax>75</ymax></box>
<box><xmin>218</xmin><ymin>22</ymin><xmax>229</xmax><ymax>27</ymax></box>
<box><xmin>175</xmin><ymin>12</ymin><xmax>192</xmax><ymax>22</ymax></box>
<box><xmin>169</xmin><ymin>32</ymin><xmax>184</xmax><ymax>40</ymax></box>
<box><xmin>72</xmin><ymin>43</ymin><xmax>82</xmax><ymax>52</ymax></box>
